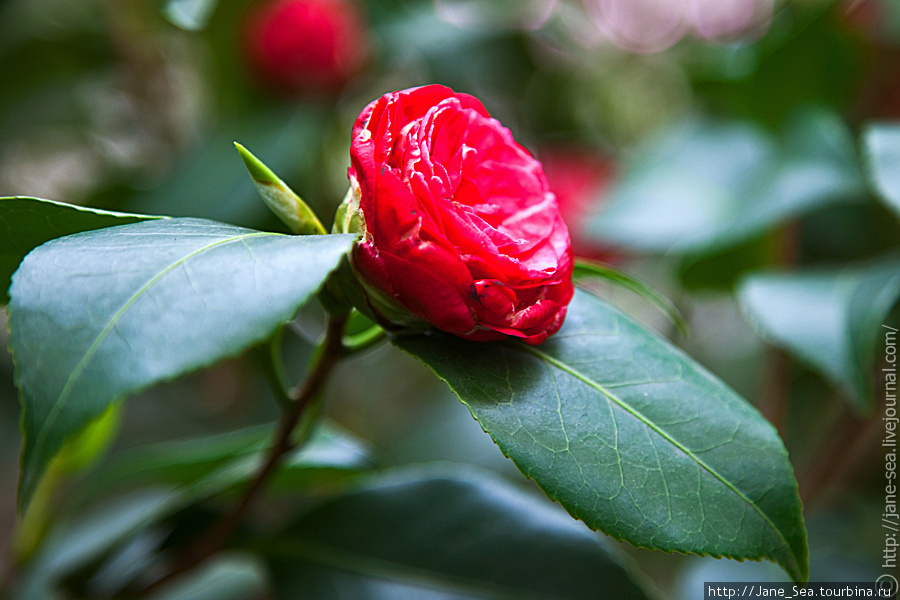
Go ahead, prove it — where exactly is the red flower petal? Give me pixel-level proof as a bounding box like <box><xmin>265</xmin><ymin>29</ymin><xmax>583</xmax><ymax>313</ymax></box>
<box><xmin>347</xmin><ymin>85</ymin><xmax>575</xmax><ymax>343</ymax></box>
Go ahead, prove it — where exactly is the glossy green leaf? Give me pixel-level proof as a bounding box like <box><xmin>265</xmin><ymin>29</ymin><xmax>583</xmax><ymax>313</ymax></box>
<box><xmin>8</xmin><ymin>218</ymin><xmax>355</xmax><ymax>511</ymax></box>
<box><xmin>147</xmin><ymin>554</ymin><xmax>265</xmax><ymax>600</ymax></box>
<box><xmin>18</xmin><ymin>495</ymin><xmax>264</xmax><ymax>600</ymax></box>
<box><xmin>16</xmin><ymin>490</ymin><xmax>178</xmax><ymax>600</ymax></box>
<box><xmin>13</xmin><ymin>404</ymin><xmax>122</xmax><ymax>564</ymax></box>
<box><xmin>862</xmin><ymin>122</ymin><xmax>900</xmax><ymax>219</ymax></box>
<box><xmin>737</xmin><ymin>253</ymin><xmax>900</xmax><ymax>413</ymax></box>
<box><xmin>587</xmin><ymin>111</ymin><xmax>864</xmax><ymax>255</ymax></box>
<box><xmin>268</xmin><ymin>464</ymin><xmax>650</xmax><ymax>600</ymax></box>
<box><xmin>0</xmin><ymin>196</ymin><xmax>161</xmax><ymax>303</ymax></box>
<box><xmin>15</xmin><ymin>423</ymin><xmax>370</xmax><ymax>599</ymax></box>
<box><xmin>395</xmin><ymin>290</ymin><xmax>808</xmax><ymax>582</ymax></box>
<box><xmin>85</xmin><ymin>420</ymin><xmax>373</xmax><ymax>496</ymax></box>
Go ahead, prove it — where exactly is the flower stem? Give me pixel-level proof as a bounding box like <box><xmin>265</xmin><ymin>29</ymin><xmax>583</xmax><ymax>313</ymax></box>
<box><xmin>342</xmin><ymin>323</ymin><xmax>387</xmax><ymax>355</ymax></box>
<box><xmin>761</xmin><ymin>221</ymin><xmax>799</xmax><ymax>436</ymax></box>
<box><xmin>261</xmin><ymin>326</ymin><xmax>294</xmax><ymax>411</ymax></box>
<box><xmin>134</xmin><ymin>315</ymin><xmax>348</xmax><ymax>596</ymax></box>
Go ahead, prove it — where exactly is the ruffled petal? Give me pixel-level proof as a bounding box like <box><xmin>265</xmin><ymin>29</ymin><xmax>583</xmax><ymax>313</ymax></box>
<box><xmin>348</xmin><ymin>84</ymin><xmax>575</xmax><ymax>344</ymax></box>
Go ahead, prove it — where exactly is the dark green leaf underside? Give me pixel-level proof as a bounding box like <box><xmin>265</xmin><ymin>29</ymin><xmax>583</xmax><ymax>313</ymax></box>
<box><xmin>20</xmin><ymin>423</ymin><xmax>365</xmax><ymax>599</ymax></box>
<box><xmin>863</xmin><ymin>122</ymin><xmax>900</xmax><ymax>219</ymax></box>
<box><xmin>395</xmin><ymin>290</ymin><xmax>808</xmax><ymax>581</ymax></box>
<box><xmin>0</xmin><ymin>196</ymin><xmax>160</xmax><ymax>303</ymax></box>
<box><xmin>9</xmin><ymin>218</ymin><xmax>355</xmax><ymax>511</ymax></box>
<box><xmin>587</xmin><ymin>112</ymin><xmax>864</xmax><ymax>254</ymax></box>
<box><xmin>738</xmin><ymin>253</ymin><xmax>900</xmax><ymax>412</ymax></box>
<box><xmin>84</xmin><ymin>420</ymin><xmax>374</xmax><ymax>497</ymax></box>
<box><xmin>269</xmin><ymin>465</ymin><xmax>650</xmax><ymax>600</ymax></box>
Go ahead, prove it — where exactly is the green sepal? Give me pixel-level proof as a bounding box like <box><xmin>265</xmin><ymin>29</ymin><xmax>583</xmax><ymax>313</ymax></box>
<box><xmin>331</xmin><ymin>183</ymin><xmax>364</xmax><ymax>235</ymax></box>
<box><xmin>234</xmin><ymin>142</ymin><xmax>327</xmax><ymax>235</ymax></box>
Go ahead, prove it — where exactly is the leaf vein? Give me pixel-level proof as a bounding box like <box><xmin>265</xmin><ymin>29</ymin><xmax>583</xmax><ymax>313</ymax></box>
<box><xmin>521</xmin><ymin>345</ymin><xmax>794</xmax><ymax>567</ymax></box>
<box><xmin>29</xmin><ymin>231</ymin><xmax>274</xmax><ymax>466</ymax></box>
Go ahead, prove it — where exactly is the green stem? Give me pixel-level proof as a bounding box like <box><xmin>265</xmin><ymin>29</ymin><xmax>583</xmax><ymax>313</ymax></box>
<box><xmin>133</xmin><ymin>316</ymin><xmax>349</xmax><ymax>597</ymax></box>
<box><xmin>342</xmin><ymin>324</ymin><xmax>387</xmax><ymax>356</ymax></box>
<box><xmin>262</xmin><ymin>327</ymin><xmax>293</xmax><ymax>411</ymax></box>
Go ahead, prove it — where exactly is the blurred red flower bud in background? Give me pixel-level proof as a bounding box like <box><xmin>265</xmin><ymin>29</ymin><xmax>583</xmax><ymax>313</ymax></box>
<box><xmin>243</xmin><ymin>0</ymin><xmax>370</xmax><ymax>95</ymax></box>
<box><xmin>539</xmin><ymin>147</ymin><xmax>618</xmax><ymax>262</ymax></box>
<box><xmin>840</xmin><ymin>0</ymin><xmax>900</xmax><ymax>120</ymax></box>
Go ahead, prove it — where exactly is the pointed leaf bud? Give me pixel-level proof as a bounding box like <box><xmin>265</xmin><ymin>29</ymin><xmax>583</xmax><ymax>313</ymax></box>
<box><xmin>235</xmin><ymin>142</ymin><xmax>327</xmax><ymax>235</ymax></box>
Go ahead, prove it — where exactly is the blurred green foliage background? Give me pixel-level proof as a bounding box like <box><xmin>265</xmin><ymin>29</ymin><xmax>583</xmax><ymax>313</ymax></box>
<box><xmin>1</xmin><ymin>0</ymin><xmax>899</xmax><ymax>597</ymax></box>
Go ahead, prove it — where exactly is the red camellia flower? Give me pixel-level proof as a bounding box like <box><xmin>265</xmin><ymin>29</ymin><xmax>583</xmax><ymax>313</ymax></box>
<box><xmin>244</xmin><ymin>0</ymin><xmax>369</xmax><ymax>94</ymax></box>
<box><xmin>339</xmin><ymin>85</ymin><xmax>574</xmax><ymax>345</ymax></box>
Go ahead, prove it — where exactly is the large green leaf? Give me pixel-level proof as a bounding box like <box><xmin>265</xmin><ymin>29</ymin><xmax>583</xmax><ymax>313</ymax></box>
<box><xmin>862</xmin><ymin>122</ymin><xmax>900</xmax><ymax>220</ymax></box>
<box><xmin>21</xmin><ymin>422</ymin><xmax>371</xmax><ymax>591</ymax></box>
<box><xmin>0</xmin><ymin>196</ymin><xmax>161</xmax><ymax>303</ymax></box>
<box><xmin>147</xmin><ymin>554</ymin><xmax>266</xmax><ymax>600</ymax></box>
<box><xmin>395</xmin><ymin>290</ymin><xmax>808</xmax><ymax>582</ymax></box>
<box><xmin>84</xmin><ymin>420</ymin><xmax>374</xmax><ymax>497</ymax></box>
<box><xmin>16</xmin><ymin>490</ymin><xmax>177</xmax><ymax>600</ymax></box>
<box><xmin>268</xmin><ymin>464</ymin><xmax>650</xmax><ymax>600</ymax></box>
<box><xmin>8</xmin><ymin>218</ymin><xmax>355</xmax><ymax>511</ymax></box>
<box><xmin>587</xmin><ymin>111</ymin><xmax>864</xmax><ymax>255</ymax></box>
<box><xmin>14</xmin><ymin>422</ymin><xmax>371</xmax><ymax>600</ymax></box>
<box><xmin>737</xmin><ymin>253</ymin><xmax>900</xmax><ymax>413</ymax></box>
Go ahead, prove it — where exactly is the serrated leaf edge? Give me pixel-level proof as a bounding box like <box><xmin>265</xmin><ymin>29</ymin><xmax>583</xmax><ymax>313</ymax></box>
<box><xmin>394</xmin><ymin>318</ymin><xmax>808</xmax><ymax>582</ymax></box>
<box><xmin>523</xmin><ymin>344</ymin><xmax>804</xmax><ymax>578</ymax></box>
<box><xmin>10</xmin><ymin>225</ymin><xmax>355</xmax><ymax>510</ymax></box>
<box><xmin>25</xmin><ymin>231</ymin><xmax>277</xmax><ymax>475</ymax></box>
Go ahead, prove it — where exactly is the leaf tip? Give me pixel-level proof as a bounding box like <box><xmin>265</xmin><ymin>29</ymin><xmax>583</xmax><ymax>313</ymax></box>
<box><xmin>234</xmin><ymin>141</ymin><xmax>279</xmax><ymax>187</ymax></box>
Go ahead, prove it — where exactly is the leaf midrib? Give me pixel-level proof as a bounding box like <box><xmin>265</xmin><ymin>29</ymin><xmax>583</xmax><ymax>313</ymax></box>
<box><xmin>29</xmin><ymin>231</ymin><xmax>276</xmax><ymax>466</ymax></box>
<box><xmin>521</xmin><ymin>344</ymin><xmax>798</xmax><ymax>574</ymax></box>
